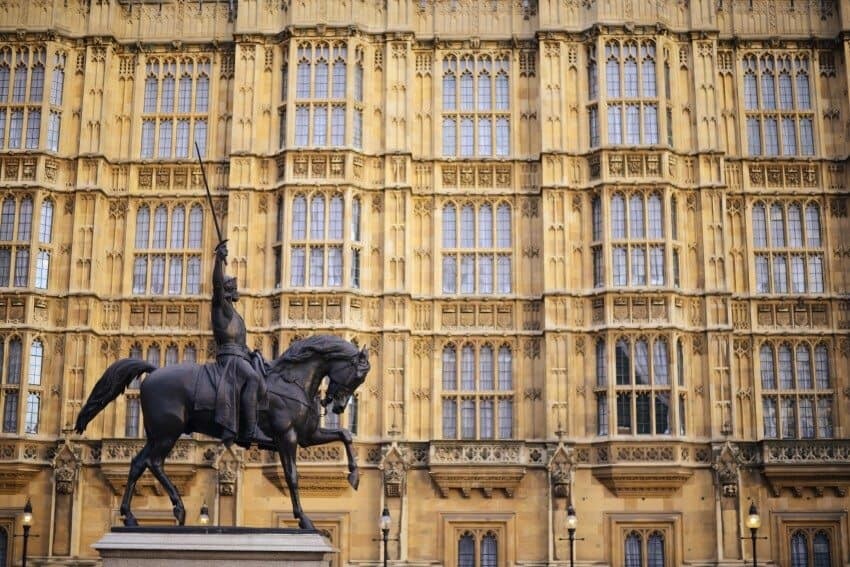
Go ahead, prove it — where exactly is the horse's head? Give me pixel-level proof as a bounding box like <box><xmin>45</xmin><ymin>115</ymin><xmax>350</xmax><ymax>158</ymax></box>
<box><xmin>322</xmin><ymin>346</ymin><xmax>370</xmax><ymax>414</ymax></box>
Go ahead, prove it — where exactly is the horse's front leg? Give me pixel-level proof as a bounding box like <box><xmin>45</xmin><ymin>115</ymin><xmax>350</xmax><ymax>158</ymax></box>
<box><xmin>276</xmin><ymin>429</ymin><xmax>314</xmax><ymax>530</ymax></box>
<box><xmin>301</xmin><ymin>427</ymin><xmax>359</xmax><ymax>490</ymax></box>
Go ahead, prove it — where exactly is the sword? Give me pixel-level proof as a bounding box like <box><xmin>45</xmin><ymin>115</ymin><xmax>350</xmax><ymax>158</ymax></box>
<box><xmin>195</xmin><ymin>142</ymin><xmax>225</xmax><ymax>247</ymax></box>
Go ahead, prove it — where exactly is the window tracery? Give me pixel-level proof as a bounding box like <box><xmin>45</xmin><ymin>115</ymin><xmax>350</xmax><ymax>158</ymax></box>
<box><xmin>743</xmin><ymin>53</ymin><xmax>814</xmax><ymax>156</ymax></box>
<box><xmin>752</xmin><ymin>200</ymin><xmax>824</xmax><ymax>294</ymax></box>
<box><xmin>277</xmin><ymin>191</ymin><xmax>362</xmax><ymax>289</ymax></box>
<box><xmin>133</xmin><ymin>203</ymin><xmax>204</xmax><ymax>295</ymax></box>
<box><xmin>140</xmin><ymin>56</ymin><xmax>211</xmax><ymax>159</ymax></box>
<box><xmin>287</xmin><ymin>41</ymin><xmax>362</xmax><ymax>149</ymax></box>
<box><xmin>588</xmin><ymin>39</ymin><xmax>664</xmax><ymax>147</ymax></box>
<box><xmin>441</xmin><ymin>200</ymin><xmax>512</xmax><ymax>294</ymax></box>
<box><xmin>441</xmin><ymin>53</ymin><xmax>510</xmax><ymax>157</ymax></box>
<box><xmin>441</xmin><ymin>342</ymin><xmax>514</xmax><ymax>440</ymax></box>
<box><xmin>759</xmin><ymin>341</ymin><xmax>833</xmax><ymax>439</ymax></box>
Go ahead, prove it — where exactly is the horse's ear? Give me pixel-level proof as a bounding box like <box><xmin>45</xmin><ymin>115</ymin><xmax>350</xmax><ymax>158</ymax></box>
<box><xmin>360</xmin><ymin>346</ymin><xmax>368</xmax><ymax>358</ymax></box>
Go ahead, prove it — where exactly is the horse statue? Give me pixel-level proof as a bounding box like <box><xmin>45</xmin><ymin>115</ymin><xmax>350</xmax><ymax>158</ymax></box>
<box><xmin>74</xmin><ymin>335</ymin><xmax>370</xmax><ymax>530</ymax></box>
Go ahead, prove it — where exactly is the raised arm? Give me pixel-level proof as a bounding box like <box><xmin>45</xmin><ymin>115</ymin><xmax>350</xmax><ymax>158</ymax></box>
<box><xmin>212</xmin><ymin>241</ymin><xmax>228</xmax><ymax>303</ymax></box>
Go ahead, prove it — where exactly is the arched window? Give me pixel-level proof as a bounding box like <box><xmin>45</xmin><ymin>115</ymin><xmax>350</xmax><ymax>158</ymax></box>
<box><xmin>481</xmin><ymin>533</ymin><xmax>497</xmax><ymax>567</ymax></box>
<box><xmin>496</xmin><ymin>204</ymin><xmax>511</xmax><ymax>247</ymax></box>
<box><xmin>624</xmin><ymin>532</ymin><xmax>641</xmax><ymax>567</ymax></box>
<box><xmin>310</xmin><ymin>196</ymin><xmax>325</xmax><ymax>240</ymax></box>
<box><xmin>292</xmin><ymin>195</ymin><xmax>307</xmax><ymax>240</ymax></box>
<box><xmin>152</xmin><ymin>206</ymin><xmax>168</xmax><ymax>248</ymax></box>
<box><xmin>791</xmin><ymin>531</ymin><xmax>808</xmax><ymax>567</ymax></box>
<box><xmin>165</xmin><ymin>345</ymin><xmax>178</xmax><ymax>366</ymax></box>
<box><xmin>329</xmin><ymin>195</ymin><xmax>343</xmax><ymax>239</ymax></box>
<box><xmin>458</xmin><ymin>532</ymin><xmax>475</xmax><ymax>567</ymax></box>
<box><xmin>17</xmin><ymin>198</ymin><xmax>32</xmax><ymax>241</ymax></box>
<box><xmin>37</xmin><ymin>200</ymin><xmax>53</xmax><ymax>244</ymax></box>
<box><xmin>135</xmin><ymin>205</ymin><xmax>150</xmax><ymax>249</ymax></box>
<box><xmin>647</xmin><ymin>532</ymin><xmax>665</xmax><ymax>566</ymax></box>
<box><xmin>479</xmin><ymin>345</ymin><xmax>493</xmax><ymax>390</ymax></box>
<box><xmin>170</xmin><ymin>206</ymin><xmax>185</xmax><ymax>248</ymax></box>
<box><xmin>351</xmin><ymin>198</ymin><xmax>361</xmax><ymax>241</ymax></box>
<box><xmin>28</xmin><ymin>339</ymin><xmax>42</xmax><ymax>385</ymax></box>
<box><xmin>498</xmin><ymin>346</ymin><xmax>512</xmax><ymax>390</ymax></box>
<box><xmin>813</xmin><ymin>531</ymin><xmax>831</xmax><ymax>566</ymax></box>
<box><xmin>443</xmin><ymin>204</ymin><xmax>457</xmax><ymax>248</ymax></box>
<box><xmin>147</xmin><ymin>344</ymin><xmax>160</xmax><ymax>367</ymax></box>
<box><xmin>184</xmin><ymin>344</ymin><xmax>196</xmax><ymax>364</ymax></box>
<box><xmin>760</xmin><ymin>344</ymin><xmax>776</xmax><ymax>388</ymax></box>
<box><xmin>442</xmin><ymin>345</ymin><xmax>457</xmax><ymax>390</ymax></box>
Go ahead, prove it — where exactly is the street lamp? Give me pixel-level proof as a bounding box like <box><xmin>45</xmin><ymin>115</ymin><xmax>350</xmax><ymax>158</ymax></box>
<box><xmin>199</xmin><ymin>502</ymin><xmax>210</xmax><ymax>526</ymax></box>
<box><xmin>380</xmin><ymin>507</ymin><xmax>391</xmax><ymax>567</ymax></box>
<box><xmin>565</xmin><ymin>504</ymin><xmax>578</xmax><ymax>567</ymax></box>
<box><xmin>745</xmin><ymin>502</ymin><xmax>761</xmax><ymax>567</ymax></box>
<box><xmin>21</xmin><ymin>498</ymin><xmax>33</xmax><ymax>567</ymax></box>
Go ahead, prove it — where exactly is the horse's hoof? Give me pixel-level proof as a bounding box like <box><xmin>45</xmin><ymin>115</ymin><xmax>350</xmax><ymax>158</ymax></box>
<box><xmin>123</xmin><ymin>516</ymin><xmax>139</xmax><ymax>527</ymax></box>
<box><xmin>299</xmin><ymin>517</ymin><xmax>315</xmax><ymax>530</ymax></box>
<box><xmin>347</xmin><ymin>470</ymin><xmax>360</xmax><ymax>490</ymax></box>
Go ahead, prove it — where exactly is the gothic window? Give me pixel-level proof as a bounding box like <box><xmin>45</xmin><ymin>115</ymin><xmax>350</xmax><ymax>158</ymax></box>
<box><xmin>0</xmin><ymin>46</ymin><xmax>47</xmax><ymax>150</ymax></box>
<box><xmin>789</xmin><ymin>528</ymin><xmax>833</xmax><ymax>567</ymax></box>
<box><xmin>624</xmin><ymin>530</ymin><xmax>667</xmax><ymax>566</ymax></box>
<box><xmin>0</xmin><ymin>337</ymin><xmax>42</xmax><ymax>435</ymax></box>
<box><xmin>125</xmin><ymin>397</ymin><xmax>141</xmax><ymax>437</ymax></box>
<box><xmin>752</xmin><ymin>201</ymin><xmax>824</xmax><ymax>294</ymax></box>
<box><xmin>281</xmin><ymin>191</ymin><xmax>361</xmax><ymax>289</ymax></box>
<box><xmin>441</xmin><ymin>343</ymin><xmax>513</xmax><ymax>440</ymax></box>
<box><xmin>743</xmin><ymin>53</ymin><xmax>814</xmax><ymax>156</ymax></box>
<box><xmin>441</xmin><ymin>54</ymin><xmax>510</xmax><ymax>157</ymax></box>
<box><xmin>589</xmin><ymin>39</ymin><xmax>661</xmax><ymax>147</ymax></box>
<box><xmin>140</xmin><ymin>56</ymin><xmax>211</xmax><ymax>159</ymax></box>
<box><xmin>441</xmin><ymin>201</ymin><xmax>512</xmax><ymax>294</ymax></box>
<box><xmin>24</xmin><ymin>340</ymin><xmax>41</xmax><ymax>430</ymax></box>
<box><xmin>597</xmin><ymin>336</ymin><xmax>686</xmax><ymax>437</ymax></box>
<box><xmin>289</xmin><ymin>42</ymin><xmax>361</xmax><ymax>149</ymax></box>
<box><xmin>599</xmin><ymin>191</ymin><xmax>678</xmax><ymax>289</ymax></box>
<box><xmin>760</xmin><ymin>342</ymin><xmax>833</xmax><ymax>439</ymax></box>
<box><xmin>133</xmin><ymin>203</ymin><xmax>204</xmax><ymax>295</ymax></box>
<box><xmin>0</xmin><ymin>195</ymin><xmax>38</xmax><ymax>288</ymax></box>
<box><xmin>454</xmin><ymin>529</ymin><xmax>500</xmax><ymax>567</ymax></box>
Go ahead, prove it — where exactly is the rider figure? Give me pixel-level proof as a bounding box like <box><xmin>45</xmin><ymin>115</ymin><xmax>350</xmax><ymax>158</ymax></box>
<box><xmin>212</xmin><ymin>241</ymin><xmax>267</xmax><ymax>448</ymax></box>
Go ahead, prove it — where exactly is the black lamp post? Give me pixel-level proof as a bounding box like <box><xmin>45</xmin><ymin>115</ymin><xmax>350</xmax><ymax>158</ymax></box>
<box><xmin>199</xmin><ymin>502</ymin><xmax>211</xmax><ymax>526</ymax></box>
<box><xmin>21</xmin><ymin>498</ymin><xmax>33</xmax><ymax>567</ymax></box>
<box><xmin>744</xmin><ymin>502</ymin><xmax>761</xmax><ymax>567</ymax></box>
<box><xmin>565</xmin><ymin>504</ymin><xmax>578</xmax><ymax>567</ymax></box>
<box><xmin>380</xmin><ymin>507</ymin><xmax>391</xmax><ymax>567</ymax></box>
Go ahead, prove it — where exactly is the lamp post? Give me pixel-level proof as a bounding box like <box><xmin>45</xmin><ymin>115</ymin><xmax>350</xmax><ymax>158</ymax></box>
<box><xmin>565</xmin><ymin>504</ymin><xmax>578</xmax><ymax>567</ymax></box>
<box><xmin>745</xmin><ymin>502</ymin><xmax>761</xmax><ymax>567</ymax></box>
<box><xmin>380</xmin><ymin>507</ymin><xmax>391</xmax><ymax>567</ymax></box>
<box><xmin>21</xmin><ymin>498</ymin><xmax>32</xmax><ymax>567</ymax></box>
<box><xmin>199</xmin><ymin>502</ymin><xmax>211</xmax><ymax>526</ymax></box>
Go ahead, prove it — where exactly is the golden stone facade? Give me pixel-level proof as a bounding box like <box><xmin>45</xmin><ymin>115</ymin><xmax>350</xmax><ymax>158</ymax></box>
<box><xmin>0</xmin><ymin>0</ymin><xmax>849</xmax><ymax>565</ymax></box>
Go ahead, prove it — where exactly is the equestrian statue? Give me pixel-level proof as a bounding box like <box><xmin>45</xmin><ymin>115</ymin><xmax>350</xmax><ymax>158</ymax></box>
<box><xmin>74</xmin><ymin>237</ymin><xmax>370</xmax><ymax>530</ymax></box>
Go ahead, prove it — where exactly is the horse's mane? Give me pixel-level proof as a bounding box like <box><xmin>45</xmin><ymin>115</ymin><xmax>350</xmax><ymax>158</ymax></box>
<box><xmin>270</xmin><ymin>335</ymin><xmax>360</xmax><ymax>373</ymax></box>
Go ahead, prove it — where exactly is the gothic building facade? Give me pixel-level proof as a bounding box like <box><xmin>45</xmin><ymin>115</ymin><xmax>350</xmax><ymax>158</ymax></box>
<box><xmin>0</xmin><ymin>0</ymin><xmax>848</xmax><ymax>565</ymax></box>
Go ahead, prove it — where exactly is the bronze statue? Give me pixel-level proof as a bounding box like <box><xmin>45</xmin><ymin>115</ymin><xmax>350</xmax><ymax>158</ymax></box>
<box><xmin>211</xmin><ymin>240</ymin><xmax>266</xmax><ymax>449</ymax></box>
<box><xmin>75</xmin><ymin>334</ymin><xmax>369</xmax><ymax>529</ymax></box>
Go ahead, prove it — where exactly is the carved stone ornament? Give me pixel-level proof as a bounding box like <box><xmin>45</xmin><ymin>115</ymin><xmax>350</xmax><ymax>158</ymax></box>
<box><xmin>53</xmin><ymin>441</ymin><xmax>81</xmax><ymax>495</ymax></box>
<box><xmin>214</xmin><ymin>445</ymin><xmax>242</xmax><ymax>496</ymax></box>
<box><xmin>711</xmin><ymin>441</ymin><xmax>743</xmax><ymax>498</ymax></box>
<box><xmin>380</xmin><ymin>445</ymin><xmax>407</xmax><ymax>498</ymax></box>
<box><xmin>548</xmin><ymin>445</ymin><xmax>575</xmax><ymax>499</ymax></box>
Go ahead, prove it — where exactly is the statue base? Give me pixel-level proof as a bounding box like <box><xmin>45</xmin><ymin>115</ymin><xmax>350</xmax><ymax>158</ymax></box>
<box><xmin>93</xmin><ymin>527</ymin><xmax>335</xmax><ymax>567</ymax></box>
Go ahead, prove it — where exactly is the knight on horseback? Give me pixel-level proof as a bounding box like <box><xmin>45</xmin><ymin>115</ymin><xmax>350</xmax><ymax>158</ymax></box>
<box><xmin>212</xmin><ymin>240</ymin><xmax>267</xmax><ymax>449</ymax></box>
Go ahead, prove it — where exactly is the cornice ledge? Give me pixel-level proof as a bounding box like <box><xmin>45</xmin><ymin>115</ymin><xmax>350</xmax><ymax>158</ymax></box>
<box><xmin>263</xmin><ymin>466</ymin><xmax>351</xmax><ymax>496</ymax></box>
<box><xmin>429</xmin><ymin>465</ymin><xmax>526</xmax><ymax>499</ymax></box>
<box><xmin>592</xmin><ymin>464</ymin><xmax>693</xmax><ymax>497</ymax></box>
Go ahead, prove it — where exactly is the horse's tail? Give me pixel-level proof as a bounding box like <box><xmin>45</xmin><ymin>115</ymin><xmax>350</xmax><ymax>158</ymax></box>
<box><xmin>74</xmin><ymin>359</ymin><xmax>156</xmax><ymax>434</ymax></box>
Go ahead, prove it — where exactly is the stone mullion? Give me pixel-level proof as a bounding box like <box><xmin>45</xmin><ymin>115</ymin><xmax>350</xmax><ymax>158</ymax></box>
<box><xmin>691</xmin><ymin>38</ymin><xmax>720</xmax><ymax>152</ymax></box>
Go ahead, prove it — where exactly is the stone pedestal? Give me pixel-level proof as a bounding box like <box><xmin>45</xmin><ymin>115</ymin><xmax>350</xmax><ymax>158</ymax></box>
<box><xmin>93</xmin><ymin>527</ymin><xmax>335</xmax><ymax>567</ymax></box>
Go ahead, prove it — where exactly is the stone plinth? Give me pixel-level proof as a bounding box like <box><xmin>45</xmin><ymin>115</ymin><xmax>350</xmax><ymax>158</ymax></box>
<box><xmin>93</xmin><ymin>527</ymin><xmax>335</xmax><ymax>567</ymax></box>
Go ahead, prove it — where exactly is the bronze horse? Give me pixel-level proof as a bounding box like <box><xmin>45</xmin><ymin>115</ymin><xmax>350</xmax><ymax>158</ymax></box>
<box><xmin>75</xmin><ymin>335</ymin><xmax>370</xmax><ymax>529</ymax></box>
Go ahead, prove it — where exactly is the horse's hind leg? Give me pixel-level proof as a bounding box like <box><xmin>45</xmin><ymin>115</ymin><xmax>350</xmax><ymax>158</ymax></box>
<box><xmin>120</xmin><ymin>441</ymin><xmax>152</xmax><ymax>527</ymax></box>
<box><xmin>147</xmin><ymin>435</ymin><xmax>186</xmax><ymax>525</ymax></box>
